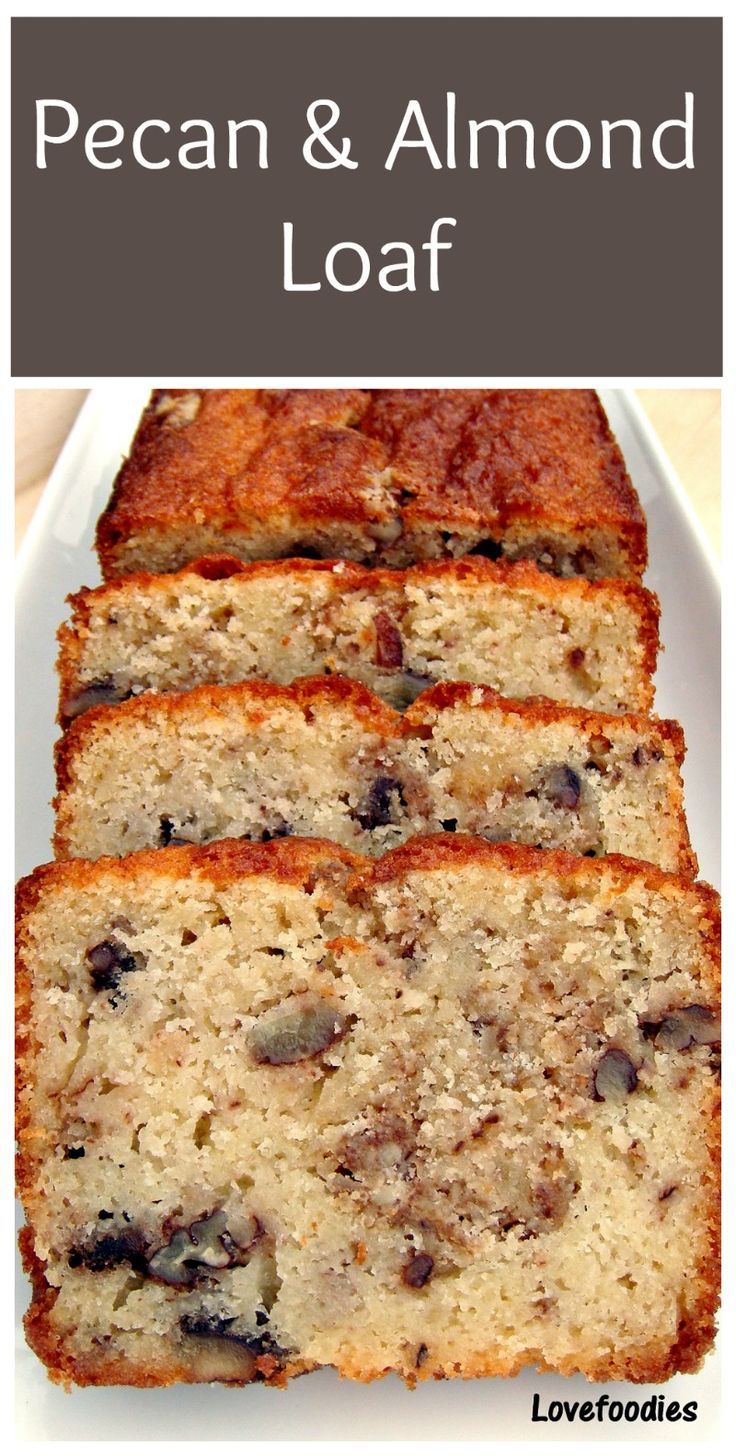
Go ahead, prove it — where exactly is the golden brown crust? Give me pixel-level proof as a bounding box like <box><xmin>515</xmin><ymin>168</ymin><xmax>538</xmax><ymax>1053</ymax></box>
<box><xmin>364</xmin><ymin>388</ymin><xmax>645</xmax><ymax>534</ymax></box>
<box><xmin>405</xmin><ymin>681</ymin><xmax>686</xmax><ymax>761</ymax></box>
<box><xmin>15</xmin><ymin>836</ymin><xmax>363</xmax><ymax>928</ymax></box>
<box><xmin>97</xmin><ymin>387</ymin><xmax>372</xmax><ymax>546</ymax></box>
<box><xmin>15</xmin><ymin>930</ymin><xmax>38</xmax><ymax>1211</ymax></box>
<box><xmin>18</xmin><ymin>833</ymin><xmax>720</xmax><ymax>979</ymax></box>
<box><xmin>381</xmin><ymin>833</ymin><xmax>709</xmax><ymax>905</ymax></box>
<box><xmin>96</xmin><ymin>389</ymin><xmax>646</xmax><ymax>579</ymax></box>
<box><xmin>362</xmin><ymin>832</ymin><xmax>719</xmax><ymax>927</ymax></box>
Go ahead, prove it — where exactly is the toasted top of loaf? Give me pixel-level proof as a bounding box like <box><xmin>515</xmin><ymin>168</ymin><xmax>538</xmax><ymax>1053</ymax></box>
<box><xmin>96</xmin><ymin>389</ymin><xmax>646</xmax><ymax>578</ymax></box>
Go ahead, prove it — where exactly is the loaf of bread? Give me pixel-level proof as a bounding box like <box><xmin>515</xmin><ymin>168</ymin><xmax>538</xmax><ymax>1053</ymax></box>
<box><xmin>57</xmin><ymin>555</ymin><xmax>660</xmax><ymax>728</ymax></box>
<box><xmin>17</xmin><ymin>836</ymin><xmax>719</xmax><ymax>1387</ymax></box>
<box><xmin>95</xmin><ymin>389</ymin><xmax>646</xmax><ymax>580</ymax></box>
<box><xmin>53</xmin><ymin>676</ymin><xmax>694</xmax><ymax>873</ymax></box>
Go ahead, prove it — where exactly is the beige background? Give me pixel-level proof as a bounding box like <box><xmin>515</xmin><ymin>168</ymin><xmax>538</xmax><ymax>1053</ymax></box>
<box><xmin>14</xmin><ymin>389</ymin><xmax>721</xmax><ymax>557</ymax></box>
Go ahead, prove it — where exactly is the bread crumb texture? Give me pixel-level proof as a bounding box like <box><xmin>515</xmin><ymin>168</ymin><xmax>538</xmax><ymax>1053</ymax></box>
<box><xmin>17</xmin><ymin>837</ymin><xmax>720</xmax><ymax>1388</ymax></box>
<box><xmin>57</xmin><ymin>556</ymin><xmax>659</xmax><ymax>727</ymax></box>
<box><xmin>53</xmin><ymin>677</ymin><xmax>693</xmax><ymax>873</ymax></box>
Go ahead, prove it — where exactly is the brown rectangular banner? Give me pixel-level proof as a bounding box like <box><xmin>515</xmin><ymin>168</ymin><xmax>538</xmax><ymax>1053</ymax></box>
<box><xmin>11</xmin><ymin>16</ymin><xmax>722</xmax><ymax>376</ymax></box>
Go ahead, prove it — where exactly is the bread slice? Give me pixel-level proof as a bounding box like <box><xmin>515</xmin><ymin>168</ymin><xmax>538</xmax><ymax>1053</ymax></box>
<box><xmin>53</xmin><ymin>677</ymin><xmax>694</xmax><ymax>873</ymax></box>
<box><xmin>57</xmin><ymin>555</ymin><xmax>660</xmax><ymax>728</ymax></box>
<box><xmin>95</xmin><ymin>389</ymin><xmax>646</xmax><ymax>580</ymax></box>
<box><xmin>16</xmin><ymin>836</ymin><xmax>719</xmax><ymax>1387</ymax></box>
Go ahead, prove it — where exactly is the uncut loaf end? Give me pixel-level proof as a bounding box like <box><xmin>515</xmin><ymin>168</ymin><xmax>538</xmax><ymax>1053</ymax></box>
<box><xmin>96</xmin><ymin>388</ymin><xmax>646</xmax><ymax>581</ymax></box>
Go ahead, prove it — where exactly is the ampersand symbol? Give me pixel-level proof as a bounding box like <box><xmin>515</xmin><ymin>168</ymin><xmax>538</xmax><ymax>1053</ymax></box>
<box><xmin>303</xmin><ymin>99</ymin><xmax>358</xmax><ymax>170</ymax></box>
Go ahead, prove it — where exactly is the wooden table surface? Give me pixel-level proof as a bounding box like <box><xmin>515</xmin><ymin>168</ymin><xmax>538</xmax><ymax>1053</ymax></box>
<box><xmin>14</xmin><ymin>388</ymin><xmax>721</xmax><ymax>558</ymax></box>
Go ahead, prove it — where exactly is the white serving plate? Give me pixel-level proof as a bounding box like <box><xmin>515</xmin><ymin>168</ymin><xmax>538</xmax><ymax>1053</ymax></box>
<box><xmin>14</xmin><ymin>388</ymin><xmax>721</xmax><ymax>1441</ymax></box>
